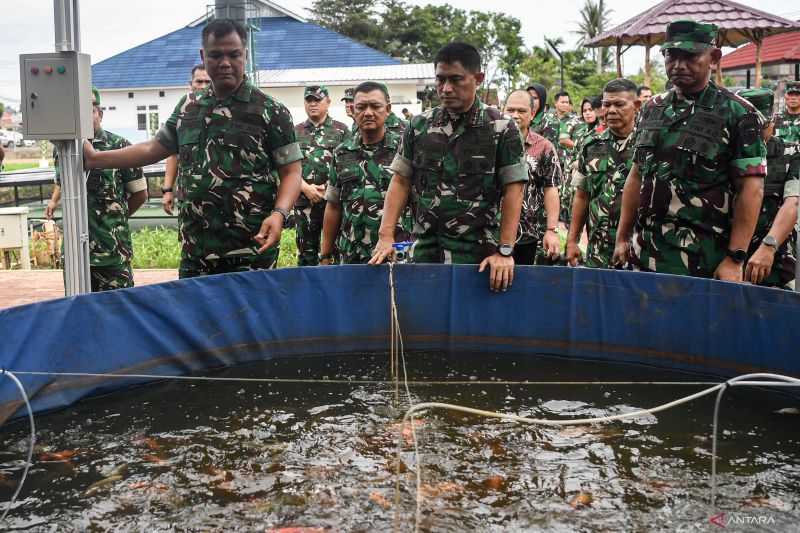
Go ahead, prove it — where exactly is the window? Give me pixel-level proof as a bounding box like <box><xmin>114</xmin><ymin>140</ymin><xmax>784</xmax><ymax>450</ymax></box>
<box><xmin>148</xmin><ymin>105</ymin><xmax>158</xmax><ymax>110</ymax></box>
<box><xmin>137</xmin><ymin>113</ymin><xmax>146</xmax><ymax>131</ymax></box>
<box><xmin>108</xmin><ymin>106</ymin><xmax>116</xmax><ymax>111</ymax></box>
<box><xmin>159</xmin><ymin>91</ymin><xmax>165</xmax><ymax>97</ymax></box>
<box><xmin>128</xmin><ymin>92</ymin><xmax>134</xmax><ymax>99</ymax></box>
<box><xmin>136</xmin><ymin>105</ymin><xmax>146</xmax><ymax>111</ymax></box>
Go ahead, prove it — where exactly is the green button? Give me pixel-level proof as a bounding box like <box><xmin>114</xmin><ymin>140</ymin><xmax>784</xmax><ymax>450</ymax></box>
<box><xmin>57</xmin><ymin>65</ymin><xmax>65</xmax><ymax>74</ymax></box>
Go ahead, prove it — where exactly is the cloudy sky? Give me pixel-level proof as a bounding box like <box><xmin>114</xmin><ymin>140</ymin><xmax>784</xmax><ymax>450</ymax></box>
<box><xmin>2</xmin><ymin>0</ymin><xmax>798</xmax><ymax>107</ymax></box>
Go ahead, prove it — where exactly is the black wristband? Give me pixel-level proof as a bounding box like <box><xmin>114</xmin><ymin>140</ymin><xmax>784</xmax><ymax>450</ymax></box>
<box><xmin>273</xmin><ymin>207</ymin><xmax>289</xmax><ymax>222</ymax></box>
<box><xmin>161</xmin><ymin>187</ymin><xmax>173</xmax><ymax>194</ymax></box>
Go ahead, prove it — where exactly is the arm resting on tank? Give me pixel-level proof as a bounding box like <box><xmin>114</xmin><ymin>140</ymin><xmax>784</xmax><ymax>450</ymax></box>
<box><xmin>369</xmin><ymin>173</ymin><xmax>412</xmax><ymax>265</ymax></box>
<box><xmin>611</xmin><ymin>162</ymin><xmax>642</xmax><ymax>267</ymax></box>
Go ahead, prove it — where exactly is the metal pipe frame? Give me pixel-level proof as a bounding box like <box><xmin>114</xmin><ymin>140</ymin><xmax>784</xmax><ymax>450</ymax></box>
<box><xmin>53</xmin><ymin>0</ymin><xmax>91</xmax><ymax>295</ymax></box>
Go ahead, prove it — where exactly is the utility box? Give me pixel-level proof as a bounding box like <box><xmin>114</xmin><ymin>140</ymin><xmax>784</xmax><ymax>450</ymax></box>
<box><xmin>0</xmin><ymin>207</ymin><xmax>31</xmax><ymax>270</ymax></box>
<box><xmin>19</xmin><ymin>51</ymin><xmax>93</xmax><ymax>140</ymax></box>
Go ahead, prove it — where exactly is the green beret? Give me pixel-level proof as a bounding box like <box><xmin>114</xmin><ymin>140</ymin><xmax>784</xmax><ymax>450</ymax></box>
<box><xmin>91</xmin><ymin>86</ymin><xmax>100</xmax><ymax>106</ymax></box>
<box><xmin>304</xmin><ymin>85</ymin><xmax>329</xmax><ymax>100</ymax></box>
<box><xmin>662</xmin><ymin>20</ymin><xmax>719</xmax><ymax>53</ymax></box>
<box><xmin>341</xmin><ymin>87</ymin><xmax>355</xmax><ymax>101</ymax></box>
<box><xmin>737</xmin><ymin>88</ymin><xmax>774</xmax><ymax>119</ymax></box>
<box><xmin>786</xmin><ymin>81</ymin><xmax>800</xmax><ymax>94</ymax></box>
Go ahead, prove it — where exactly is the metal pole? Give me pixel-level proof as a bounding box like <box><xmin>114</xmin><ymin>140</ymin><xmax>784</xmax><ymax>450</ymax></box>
<box><xmin>545</xmin><ymin>39</ymin><xmax>564</xmax><ymax>91</ymax></box>
<box><xmin>53</xmin><ymin>0</ymin><xmax>90</xmax><ymax>295</ymax></box>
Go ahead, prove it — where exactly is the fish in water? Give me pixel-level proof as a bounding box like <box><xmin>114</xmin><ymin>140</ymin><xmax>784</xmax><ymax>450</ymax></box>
<box><xmin>571</xmin><ymin>491</ymin><xmax>593</xmax><ymax>510</ymax></box>
<box><xmin>369</xmin><ymin>491</ymin><xmax>392</xmax><ymax>509</ymax></box>
<box><xmin>135</xmin><ymin>436</ymin><xmax>162</xmax><ymax>452</ymax></box>
<box><xmin>420</xmin><ymin>481</ymin><xmax>462</xmax><ymax>500</ymax></box>
<box><xmin>773</xmin><ymin>407</ymin><xmax>800</xmax><ymax>415</ymax></box>
<box><xmin>39</xmin><ymin>450</ymin><xmax>77</xmax><ymax>462</ymax></box>
<box><xmin>84</xmin><ymin>475</ymin><xmax>123</xmax><ymax>496</ymax></box>
<box><xmin>481</xmin><ymin>475</ymin><xmax>504</xmax><ymax>490</ymax></box>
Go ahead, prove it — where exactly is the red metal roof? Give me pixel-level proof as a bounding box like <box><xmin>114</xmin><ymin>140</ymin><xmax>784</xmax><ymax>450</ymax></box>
<box><xmin>720</xmin><ymin>24</ymin><xmax>800</xmax><ymax>69</ymax></box>
<box><xmin>588</xmin><ymin>0</ymin><xmax>799</xmax><ymax>47</ymax></box>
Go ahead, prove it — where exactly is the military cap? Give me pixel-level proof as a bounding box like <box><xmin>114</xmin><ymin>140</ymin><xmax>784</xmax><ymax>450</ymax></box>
<box><xmin>661</xmin><ymin>20</ymin><xmax>719</xmax><ymax>53</ymax></box>
<box><xmin>341</xmin><ymin>87</ymin><xmax>355</xmax><ymax>101</ymax></box>
<box><xmin>737</xmin><ymin>88</ymin><xmax>774</xmax><ymax>119</ymax></box>
<box><xmin>786</xmin><ymin>81</ymin><xmax>800</xmax><ymax>94</ymax></box>
<box><xmin>304</xmin><ymin>85</ymin><xmax>329</xmax><ymax>100</ymax></box>
<box><xmin>91</xmin><ymin>86</ymin><xmax>100</xmax><ymax>106</ymax></box>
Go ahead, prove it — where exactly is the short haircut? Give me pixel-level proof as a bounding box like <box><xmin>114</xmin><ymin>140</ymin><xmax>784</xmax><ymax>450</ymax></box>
<box><xmin>191</xmin><ymin>64</ymin><xmax>206</xmax><ymax>77</ymax></box>
<box><xmin>401</xmin><ymin>108</ymin><xmax>409</xmax><ymax>112</ymax></box>
<box><xmin>554</xmin><ymin>91</ymin><xmax>571</xmax><ymax>104</ymax></box>
<box><xmin>353</xmin><ymin>81</ymin><xmax>389</xmax><ymax>101</ymax></box>
<box><xmin>434</xmin><ymin>41</ymin><xmax>481</xmax><ymax>73</ymax></box>
<box><xmin>506</xmin><ymin>89</ymin><xmax>535</xmax><ymax>110</ymax></box>
<box><xmin>637</xmin><ymin>85</ymin><xmax>651</xmax><ymax>96</ymax></box>
<box><xmin>591</xmin><ymin>95</ymin><xmax>603</xmax><ymax>109</ymax></box>
<box><xmin>603</xmin><ymin>78</ymin><xmax>638</xmax><ymax>95</ymax></box>
<box><xmin>202</xmin><ymin>18</ymin><xmax>248</xmax><ymax>48</ymax></box>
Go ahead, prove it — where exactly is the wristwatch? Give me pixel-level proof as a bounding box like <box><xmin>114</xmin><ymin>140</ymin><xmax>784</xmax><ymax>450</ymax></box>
<box><xmin>318</xmin><ymin>253</ymin><xmax>333</xmax><ymax>262</ymax></box>
<box><xmin>161</xmin><ymin>187</ymin><xmax>173</xmax><ymax>194</ymax></box>
<box><xmin>497</xmin><ymin>243</ymin><xmax>514</xmax><ymax>257</ymax></box>
<box><xmin>547</xmin><ymin>226</ymin><xmax>559</xmax><ymax>233</ymax></box>
<box><xmin>273</xmin><ymin>207</ymin><xmax>290</xmax><ymax>222</ymax></box>
<box><xmin>726</xmin><ymin>248</ymin><xmax>747</xmax><ymax>263</ymax></box>
<box><xmin>762</xmin><ymin>235</ymin><xmax>779</xmax><ymax>252</ymax></box>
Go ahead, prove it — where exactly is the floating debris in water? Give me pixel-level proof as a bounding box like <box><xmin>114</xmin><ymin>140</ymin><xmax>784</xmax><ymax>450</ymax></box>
<box><xmin>84</xmin><ymin>474</ymin><xmax>123</xmax><ymax>496</ymax></box>
<box><xmin>773</xmin><ymin>407</ymin><xmax>800</xmax><ymax>415</ymax></box>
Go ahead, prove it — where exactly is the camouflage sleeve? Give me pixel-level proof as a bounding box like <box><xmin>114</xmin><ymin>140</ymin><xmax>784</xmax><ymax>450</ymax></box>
<box><xmin>155</xmin><ymin>95</ymin><xmax>186</xmax><ymax>153</ymax></box>
<box><xmin>496</xmin><ymin>119</ymin><xmax>527</xmax><ymax>187</ymax></box>
<box><xmin>264</xmin><ymin>100</ymin><xmax>302</xmax><ymax>168</ymax></box>
<box><xmin>324</xmin><ymin>152</ymin><xmax>341</xmax><ymax>204</ymax></box>
<box><xmin>730</xmin><ymin>111</ymin><xmax>767</xmax><ymax>179</ymax></box>
<box><xmin>388</xmin><ymin>116</ymin><xmax>418</xmax><ymax>179</ymax></box>
<box><xmin>54</xmin><ymin>148</ymin><xmax>61</xmax><ymax>185</ymax></box>
<box><xmin>558</xmin><ymin>117</ymin><xmax>571</xmax><ymax>140</ymax></box>
<box><xmin>572</xmin><ymin>141</ymin><xmax>589</xmax><ymax>191</ymax></box>
<box><xmin>784</xmin><ymin>150</ymin><xmax>800</xmax><ymax>198</ymax></box>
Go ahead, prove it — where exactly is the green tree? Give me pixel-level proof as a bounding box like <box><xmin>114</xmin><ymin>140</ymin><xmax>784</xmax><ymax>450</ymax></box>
<box><xmin>574</xmin><ymin>0</ymin><xmax>612</xmax><ymax>73</ymax></box>
<box><xmin>309</xmin><ymin>0</ymin><xmax>380</xmax><ymax>49</ymax></box>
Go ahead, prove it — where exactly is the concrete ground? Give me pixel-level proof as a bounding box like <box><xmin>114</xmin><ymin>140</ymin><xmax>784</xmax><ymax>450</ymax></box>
<box><xmin>0</xmin><ymin>269</ymin><xmax>178</xmax><ymax>310</ymax></box>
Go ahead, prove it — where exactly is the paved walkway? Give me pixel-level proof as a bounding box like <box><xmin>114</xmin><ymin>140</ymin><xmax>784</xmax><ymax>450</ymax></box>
<box><xmin>0</xmin><ymin>269</ymin><xmax>178</xmax><ymax>310</ymax></box>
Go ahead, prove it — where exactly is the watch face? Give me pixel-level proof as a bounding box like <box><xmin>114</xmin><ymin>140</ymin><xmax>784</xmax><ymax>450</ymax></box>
<box><xmin>728</xmin><ymin>249</ymin><xmax>747</xmax><ymax>262</ymax></box>
<box><xmin>763</xmin><ymin>236</ymin><xmax>778</xmax><ymax>249</ymax></box>
<box><xmin>498</xmin><ymin>244</ymin><xmax>513</xmax><ymax>257</ymax></box>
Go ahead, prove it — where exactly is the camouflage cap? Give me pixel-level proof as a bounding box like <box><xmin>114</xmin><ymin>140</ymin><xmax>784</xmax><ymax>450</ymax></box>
<box><xmin>91</xmin><ymin>86</ymin><xmax>100</xmax><ymax>106</ymax></box>
<box><xmin>661</xmin><ymin>20</ymin><xmax>719</xmax><ymax>53</ymax></box>
<box><xmin>304</xmin><ymin>85</ymin><xmax>329</xmax><ymax>100</ymax></box>
<box><xmin>737</xmin><ymin>88</ymin><xmax>774</xmax><ymax>119</ymax></box>
<box><xmin>786</xmin><ymin>81</ymin><xmax>800</xmax><ymax>94</ymax></box>
<box><xmin>341</xmin><ymin>87</ymin><xmax>355</xmax><ymax>101</ymax></box>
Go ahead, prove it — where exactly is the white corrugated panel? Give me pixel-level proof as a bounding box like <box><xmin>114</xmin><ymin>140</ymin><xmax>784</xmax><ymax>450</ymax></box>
<box><xmin>258</xmin><ymin>63</ymin><xmax>435</xmax><ymax>86</ymax></box>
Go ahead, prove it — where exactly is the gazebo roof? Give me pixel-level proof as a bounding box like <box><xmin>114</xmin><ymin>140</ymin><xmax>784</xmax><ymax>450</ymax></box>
<box><xmin>587</xmin><ymin>0</ymin><xmax>800</xmax><ymax>47</ymax></box>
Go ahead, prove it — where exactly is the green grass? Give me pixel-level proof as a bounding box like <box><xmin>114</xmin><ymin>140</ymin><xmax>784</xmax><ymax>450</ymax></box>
<box><xmin>2</xmin><ymin>161</ymin><xmax>52</xmax><ymax>171</ymax></box>
<box><xmin>130</xmin><ymin>226</ymin><xmax>299</xmax><ymax>269</ymax></box>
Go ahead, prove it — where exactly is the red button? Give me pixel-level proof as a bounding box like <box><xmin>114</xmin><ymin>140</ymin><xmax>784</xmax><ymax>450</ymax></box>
<box><xmin>31</xmin><ymin>67</ymin><xmax>39</xmax><ymax>75</ymax></box>
<box><xmin>43</xmin><ymin>66</ymin><xmax>53</xmax><ymax>75</ymax></box>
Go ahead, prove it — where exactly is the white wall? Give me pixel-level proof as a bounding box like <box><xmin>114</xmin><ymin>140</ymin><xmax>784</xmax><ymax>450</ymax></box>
<box><xmin>98</xmin><ymin>82</ymin><xmax>423</xmax><ymax>143</ymax></box>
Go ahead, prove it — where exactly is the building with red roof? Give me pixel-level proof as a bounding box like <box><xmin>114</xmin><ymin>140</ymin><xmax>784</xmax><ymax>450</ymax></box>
<box><xmin>719</xmin><ymin>22</ymin><xmax>800</xmax><ymax>89</ymax></box>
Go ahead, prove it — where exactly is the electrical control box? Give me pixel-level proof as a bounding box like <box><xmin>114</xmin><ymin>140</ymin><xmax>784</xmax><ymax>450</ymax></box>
<box><xmin>19</xmin><ymin>51</ymin><xmax>93</xmax><ymax>140</ymax></box>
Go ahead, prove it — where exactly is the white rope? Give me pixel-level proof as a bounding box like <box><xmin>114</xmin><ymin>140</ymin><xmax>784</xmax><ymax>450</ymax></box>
<box><xmin>392</xmin><ymin>371</ymin><xmax>800</xmax><ymax>532</ymax></box>
<box><xmin>0</xmin><ymin>370</ymin><xmax>36</xmax><ymax>524</ymax></box>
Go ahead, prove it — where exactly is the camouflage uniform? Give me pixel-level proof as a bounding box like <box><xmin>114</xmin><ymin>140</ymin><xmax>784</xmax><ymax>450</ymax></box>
<box><xmin>389</xmin><ymin>97</ymin><xmax>527</xmax><ymax>263</ymax></box>
<box><xmin>385</xmin><ymin>111</ymin><xmax>409</xmax><ymax>136</ymax></box>
<box><xmin>155</xmin><ymin>78</ymin><xmax>302</xmax><ymax>278</ymax></box>
<box><xmin>774</xmin><ymin>81</ymin><xmax>800</xmax><ymax>144</ymax></box>
<box><xmin>739</xmin><ymin>88</ymin><xmax>799</xmax><ymax>290</ymax></box>
<box><xmin>55</xmin><ymin>127</ymin><xmax>146</xmax><ymax>292</ymax></box>
<box><xmin>572</xmin><ymin>127</ymin><xmax>636</xmax><ymax>268</ymax></box>
<box><xmin>517</xmin><ymin>130</ymin><xmax>563</xmax><ymax>261</ymax></box>
<box><xmin>294</xmin><ymin>114</ymin><xmax>350</xmax><ymax>266</ymax></box>
<box><xmin>324</xmin><ymin>130</ymin><xmax>413</xmax><ymax>264</ymax></box>
<box><xmin>631</xmin><ymin>21</ymin><xmax>768</xmax><ymax>278</ymax></box>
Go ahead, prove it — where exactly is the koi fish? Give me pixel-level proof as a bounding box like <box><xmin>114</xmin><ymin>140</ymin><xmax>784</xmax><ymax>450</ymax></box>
<box><xmin>84</xmin><ymin>475</ymin><xmax>123</xmax><ymax>496</ymax></box>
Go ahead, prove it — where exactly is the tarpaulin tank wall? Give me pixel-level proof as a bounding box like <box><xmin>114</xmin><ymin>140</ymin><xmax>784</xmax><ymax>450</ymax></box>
<box><xmin>1</xmin><ymin>265</ymin><xmax>799</xmax><ymax>425</ymax></box>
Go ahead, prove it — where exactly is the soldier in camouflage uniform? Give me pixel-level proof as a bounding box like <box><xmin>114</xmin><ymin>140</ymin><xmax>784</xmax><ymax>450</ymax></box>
<box><xmin>738</xmin><ymin>88</ymin><xmax>799</xmax><ymax>290</ymax></box>
<box><xmin>567</xmin><ymin>79</ymin><xmax>640</xmax><ymax>269</ymax></box>
<box><xmin>85</xmin><ymin>19</ymin><xmax>303</xmax><ymax>278</ymax></box>
<box><xmin>294</xmin><ymin>85</ymin><xmax>350</xmax><ymax>266</ymax></box>
<box><xmin>612</xmin><ymin>20</ymin><xmax>767</xmax><ymax>282</ymax></box>
<box><xmin>48</xmin><ymin>88</ymin><xmax>148</xmax><ymax>292</ymax></box>
<box><xmin>319</xmin><ymin>82</ymin><xmax>413</xmax><ymax>264</ymax></box>
<box><xmin>774</xmin><ymin>81</ymin><xmax>800</xmax><ymax>144</ymax></box>
<box><xmin>342</xmin><ymin>87</ymin><xmax>358</xmax><ymax>135</ymax></box>
<box><xmin>370</xmin><ymin>41</ymin><xmax>527</xmax><ymax>292</ymax></box>
<box><xmin>502</xmin><ymin>89</ymin><xmax>563</xmax><ymax>265</ymax></box>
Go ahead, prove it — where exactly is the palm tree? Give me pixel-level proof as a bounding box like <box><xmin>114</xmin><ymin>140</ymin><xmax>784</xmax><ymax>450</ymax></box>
<box><xmin>574</xmin><ymin>0</ymin><xmax>612</xmax><ymax>73</ymax></box>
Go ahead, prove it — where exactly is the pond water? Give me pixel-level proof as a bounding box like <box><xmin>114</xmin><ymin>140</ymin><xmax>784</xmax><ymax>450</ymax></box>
<box><xmin>1</xmin><ymin>352</ymin><xmax>798</xmax><ymax>532</ymax></box>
